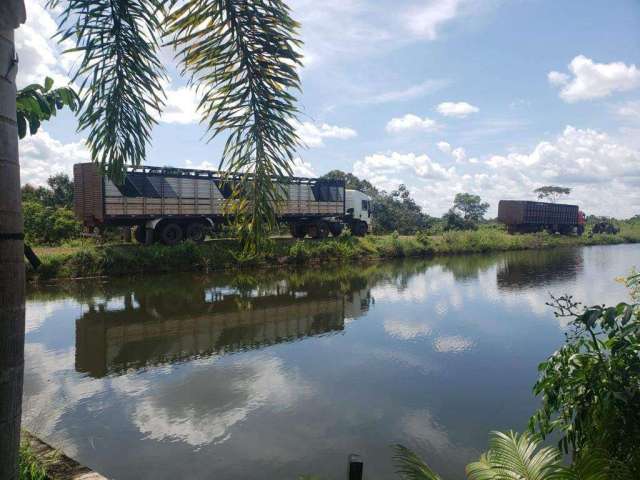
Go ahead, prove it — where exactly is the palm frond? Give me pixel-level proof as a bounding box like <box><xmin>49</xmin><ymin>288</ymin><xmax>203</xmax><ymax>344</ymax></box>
<box><xmin>48</xmin><ymin>0</ymin><xmax>166</xmax><ymax>182</ymax></box>
<box><xmin>166</xmin><ymin>0</ymin><xmax>302</xmax><ymax>252</ymax></box>
<box><xmin>467</xmin><ymin>431</ymin><xmax>563</xmax><ymax>480</ymax></box>
<box><xmin>392</xmin><ymin>444</ymin><xmax>443</xmax><ymax>480</ymax></box>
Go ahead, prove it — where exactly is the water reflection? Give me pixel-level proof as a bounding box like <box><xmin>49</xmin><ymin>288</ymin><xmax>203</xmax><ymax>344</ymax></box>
<box><xmin>22</xmin><ymin>245</ymin><xmax>639</xmax><ymax>480</ymax></box>
<box><xmin>497</xmin><ymin>248</ymin><xmax>583</xmax><ymax>291</ymax></box>
<box><xmin>75</xmin><ymin>273</ymin><xmax>372</xmax><ymax>378</ymax></box>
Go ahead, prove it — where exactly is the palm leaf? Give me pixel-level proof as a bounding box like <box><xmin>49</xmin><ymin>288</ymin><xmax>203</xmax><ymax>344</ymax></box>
<box><xmin>166</xmin><ymin>0</ymin><xmax>302</xmax><ymax>252</ymax></box>
<box><xmin>392</xmin><ymin>444</ymin><xmax>443</xmax><ymax>480</ymax></box>
<box><xmin>47</xmin><ymin>0</ymin><xmax>166</xmax><ymax>182</ymax></box>
<box><xmin>467</xmin><ymin>431</ymin><xmax>563</xmax><ymax>480</ymax></box>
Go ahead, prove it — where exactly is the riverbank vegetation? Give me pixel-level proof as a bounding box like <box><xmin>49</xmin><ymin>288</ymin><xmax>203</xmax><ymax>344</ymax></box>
<box><xmin>26</xmin><ymin>222</ymin><xmax>640</xmax><ymax>281</ymax></box>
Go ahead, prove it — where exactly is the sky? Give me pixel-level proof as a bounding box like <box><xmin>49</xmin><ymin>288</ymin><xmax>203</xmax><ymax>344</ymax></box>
<box><xmin>15</xmin><ymin>0</ymin><xmax>640</xmax><ymax>217</ymax></box>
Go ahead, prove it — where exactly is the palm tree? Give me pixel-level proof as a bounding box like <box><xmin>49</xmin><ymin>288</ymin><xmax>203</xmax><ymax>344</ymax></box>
<box><xmin>0</xmin><ymin>0</ymin><xmax>302</xmax><ymax>477</ymax></box>
<box><xmin>392</xmin><ymin>431</ymin><xmax>631</xmax><ymax>480</ymax></box>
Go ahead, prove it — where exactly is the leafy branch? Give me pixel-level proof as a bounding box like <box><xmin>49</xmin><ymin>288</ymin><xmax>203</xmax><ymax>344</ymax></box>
<box><xmin>16</xmin><ymin>77</ymin><xmax>79</xmax><ymax>139</ymax></box>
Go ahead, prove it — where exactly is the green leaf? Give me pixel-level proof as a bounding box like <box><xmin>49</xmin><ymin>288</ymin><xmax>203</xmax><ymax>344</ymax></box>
<box><xmin>392</xmin><ymin>445</ymin><xmax>443</xmax><ymax>480</ymax></box>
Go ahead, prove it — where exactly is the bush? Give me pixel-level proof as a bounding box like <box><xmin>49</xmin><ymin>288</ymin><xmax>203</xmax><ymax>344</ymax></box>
<box><xmin>530</xmin><ymin>293</ymin><xmax>640</xmax><ymax>475</ymax></box>
<box><xmin>23</xmin><ymin>201</ymin><xmax>81</xmax><ymax>245</ymax></box>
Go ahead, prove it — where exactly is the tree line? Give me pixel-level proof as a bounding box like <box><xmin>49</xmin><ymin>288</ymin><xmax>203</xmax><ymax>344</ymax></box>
<box><xmin>321</xmin><ymin>170</ymin><xmax>491</xmax><ymax>234</ymax></box>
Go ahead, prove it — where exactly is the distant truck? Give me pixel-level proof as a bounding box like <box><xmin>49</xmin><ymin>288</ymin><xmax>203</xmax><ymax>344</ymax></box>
<box><xmin>498</xmin><ymin>200</ymin><xmax>586</xmax><ymax>235</ymax></box>
<box><xmin>73</xmin><ymin>163</ymin><xmax>372</xmax><ymax>245</ymax></box>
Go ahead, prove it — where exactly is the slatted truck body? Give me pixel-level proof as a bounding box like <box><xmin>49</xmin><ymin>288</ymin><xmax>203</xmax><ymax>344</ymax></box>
<box><xmin>74</xmin><ymin>163</ymin><xmax>372</xmax><ymax>244</ymax></box>
<box><xmin>498</xmin><ymin>200</ymin><xmax>585</xmax><ymax>235</ymax></box>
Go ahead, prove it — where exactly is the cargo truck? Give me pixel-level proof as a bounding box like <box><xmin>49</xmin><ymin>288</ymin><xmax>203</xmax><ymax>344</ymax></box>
<box><xmin>73</xmin><ymin>163</ymin><xmax>372</xmax><ymax>244</ymax></box>
<box><xmin>498</xmin><ymin>200</ymin><xmax>586</xmax><ymax>235</ymax></box>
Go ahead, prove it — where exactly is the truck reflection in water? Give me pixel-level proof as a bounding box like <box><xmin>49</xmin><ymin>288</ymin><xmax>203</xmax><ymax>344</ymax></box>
<box><xmin>496</xmin><ymin>248</ymin><xmax>583</xmax><ymax>291</ymax></box>
<box><xmin>75</xmin><ymin>276</ymin><xmax>372</xmax><ymax>378</ymax></box>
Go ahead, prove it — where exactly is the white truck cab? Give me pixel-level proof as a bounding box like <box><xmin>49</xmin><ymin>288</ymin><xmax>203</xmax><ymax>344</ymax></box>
<box><xmin>346</xmin><ymin>189</ymin><xmax>372</xmax><ymax>235</ymax></box>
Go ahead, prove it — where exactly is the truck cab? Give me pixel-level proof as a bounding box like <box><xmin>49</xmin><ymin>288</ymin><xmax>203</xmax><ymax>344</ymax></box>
<box><xmin>346</xmin><ymin>189</ymin><xmax>372</xmax><ymax>235</ymax></box>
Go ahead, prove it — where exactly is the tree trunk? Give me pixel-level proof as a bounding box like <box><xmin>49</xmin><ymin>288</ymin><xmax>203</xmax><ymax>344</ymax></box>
<box><xmin>0</xmin><ymin>3</ymin><xmax>26</xmax><ymax>478</ymax></box>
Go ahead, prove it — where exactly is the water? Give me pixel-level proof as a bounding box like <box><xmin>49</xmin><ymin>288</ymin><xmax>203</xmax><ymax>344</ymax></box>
<box><xmin>22</xmin><ymin>244</ymin><xmax>639</xmax><ymax>479</ymax></box>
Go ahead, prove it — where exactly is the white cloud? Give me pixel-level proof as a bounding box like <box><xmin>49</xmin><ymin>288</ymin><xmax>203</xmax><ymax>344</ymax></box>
<box><xmin>549</xmin><ymin>55</ymin><xmax>640</xmax><ymax>102</ymax></box>
<box><xmin>433</xmin><ymin>335</ymin><xmax>474</xmax><ymax>353</ymax></box>
<box><xmin>15</xmin><ymin>0</ymin><xmax>75</xmax><ymax>87</ymax></box>
<box><xmin>451</xmin><ymin>147</ymin><xmax>466</xmax><ymax>163</ymax></box>
<box><xmin>291</xmin><ymin>0</ymin><xmax>476</xmax><ymax>68</ymax></box>
<box><xmin>291</xmin><ymin>157</ymin><xmax>317</xmax><ymax>177</ymax></box>
<box><xmin>547</xmin><ymin>71</ymin><xmax>569</xmax><ymax>86</ymax></box>
<box><xmin>159</xmin><ymin>82</ymin><xmax>200</xmax><ymax>124</ymax></box>
<box><xmin>436</xmin><ymin>101</ymin><xmax>479</xmax><ymax>118</ymax></box>
<box><xmin>295</xmin><ymin>121</ymin><xmax>357</xmax><ymax>147</ymax></box>
<box><xmin>437</xmin><ymin>141</ymin><xmax>451</xmax><ymax>154</ymax></box>
<box><xmin>353</xmin><ymin>126</ymin><xmax>640</xmax><ymax>218</ymax></box>
<box><xmin>405</xmin><ymin>0</ymin><xmax>462</xmax><ymax>40</ymax></box>
<box><xmin>20</xmin><ymin>130</ymin><xmax>90</xmax><ymax>186</ymax></box>
<box><xmin>367</xmin><ymin>80</ymin><xmax>447</xmax><ymax>104</ymax></box>
<box><xmin>354</xmin><ymin>152</ymin><xmax>454</xmax><ymax>183</ymax></box>
<box><xmin>437</xmin><ymin>141</ymin><xmax>467</xmax><ymax>163</ymax></box>
<box><xmin>616</xmin><ymin>100</ymin><xmax>640</xmax><ymax>119</ymax></box>
<box><xmin>386</xmin><ymin>114</ymin><xmax>438</xmax><ymax>134</ymax></box>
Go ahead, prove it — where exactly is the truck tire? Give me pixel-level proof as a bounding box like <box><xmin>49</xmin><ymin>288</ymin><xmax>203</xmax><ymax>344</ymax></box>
<box><xmin>134</xmin><ymin>225</ymin><xmax>147</xmax><ymax>244</ymax></box>
<box><xmin>185</xmin><ymin>222</ymin><xmax>207</xmax><ymax>243</ymax></box>
<box><xmin>290</xmin><ymin>223</ymin><xmax>306</xmax><ymax>239</ymax></box>
<box><xmin>308</xmin><ymin>221</ymin><xmax>329</xmax><ymax>239</ymax></box>
<box><xmin>329</xmin><ymin>222</ymin><xmax>344</xmax><ymax>237</ymax></box>
<box><xmin>351</xmin><ymin>221</ymin><xmax>367</xmax><ymax>237</ymax></box>
<box><xmin>159</xmin><ymin>222</ymin><xmax>183</xmax><ymax>246</ymax></box>
<box><xmin>577</xmin><ymin>224</ymin><xmax>585</xmax><ymax>236</ymax></box>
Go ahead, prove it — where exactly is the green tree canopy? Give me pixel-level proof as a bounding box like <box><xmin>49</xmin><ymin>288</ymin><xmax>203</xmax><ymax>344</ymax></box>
<box><xmin>452</xmin><ymin>193</ymin><xmax>489</xmax><ymax>222</ymax></box>
<box><xmin>320</xmin><ymin>171</ymin><xmax>435</xmax><ymax>234</ymax></box>
<box><xmin>534</xmin><ymin>185</ymin><xmax>571</xmax><ymax>203</ymax></box>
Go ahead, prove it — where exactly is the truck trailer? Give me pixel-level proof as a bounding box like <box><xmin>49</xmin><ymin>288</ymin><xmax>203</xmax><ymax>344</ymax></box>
<box><xmin>498</xmin><ymin>200</ymin><xmax>585</xmax><ymax>235</ymax></box>
<box><xmin>73</xmin><ymin>163</ymin><xmax>372</xmax><ymax>244</ymax></box>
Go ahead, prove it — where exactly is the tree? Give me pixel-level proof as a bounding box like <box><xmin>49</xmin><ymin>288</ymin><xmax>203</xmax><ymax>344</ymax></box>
<box><xmin>321</xmin><ymin>172</ymin><xmax>435</xmax><ymax>234</ymax></box>
<box><xmin>46</xmin><ymin>173</ymin><xmax>74</xmax><ymax>209</ymax></box>
<box><xmin>16</xmin><ymin>77</ymin><xmax>78</xmax><ymax>139</ymax></box>
<box><xmin>534</xmin><ymin>185</ymin><xmax>571</xmax><ymax>203</ymax></box>
<box><xmin>1</xmin><ymin>1</ymin><xmax>302</xmax><ymax>477</ymax></box>
<box><xmin>0</xmin><ymin>5</ymin><xmax>27</xmax><ymax>479</ymax></box>
<box><xmin>452</xmin><ymin>193</ymin><xmax>489</xmax><ymax>222</ymax></box>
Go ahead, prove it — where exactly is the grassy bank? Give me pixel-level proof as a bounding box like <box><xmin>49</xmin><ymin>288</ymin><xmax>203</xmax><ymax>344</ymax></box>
<box><xmin>26</xmin><ymin>223</ymin><xmax>640</xmax><ymax>281</ymax></box>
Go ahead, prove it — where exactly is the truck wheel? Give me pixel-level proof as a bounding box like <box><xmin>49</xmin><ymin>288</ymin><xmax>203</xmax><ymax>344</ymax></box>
<box><xmin>290</xmin><ymin>223</ymin><xmax>306</xmax><ymax>239</ymax></box>
<box><xmin>351</xmin><ymin>221</ymin><xmax>367</xmax><ymax>237</ymax></box>
<box><xmin>134</xmin><ymin>225</ymin><xmax>147</xmax><ymax>244</ymax></box>
<box><xmin>577</xmin><ymin>224</ymin><xmax>585</xmax><ymax>236</ymax></box>
<box><xmin>185</xmin><ymin>222</ymin><xmax>207</xmax><ymax>243</ymax></box>
<box><xmin>308</xmin><ymin>221</ymin><xmax>329</xmax><ymax>239</ymax></box>
<box><xmin>159</xmin><ymin>222</ymin><xmax>183</xmax><ymax>245</ymax></box>
<box><xmin>329</xmin><ymin>222</ymin><xmax>344</xmax><ymax>237</ymax></box>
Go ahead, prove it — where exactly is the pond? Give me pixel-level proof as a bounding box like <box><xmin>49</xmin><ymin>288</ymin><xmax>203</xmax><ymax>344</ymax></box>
<box><xmin>22</xmin><ymin>244</ymin><xmax>640</xmax><ymax>479</ymax></box>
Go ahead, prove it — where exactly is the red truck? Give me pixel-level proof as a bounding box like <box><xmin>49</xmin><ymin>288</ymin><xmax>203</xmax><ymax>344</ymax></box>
<box><xmin>498</xmin><ymin>200</ymin><xmax>586</xmax><ymax>235</ymax></box>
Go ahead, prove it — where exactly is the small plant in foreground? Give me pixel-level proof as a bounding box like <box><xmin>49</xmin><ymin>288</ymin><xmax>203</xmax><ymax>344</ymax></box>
<box><xmin>393</xmin><ymin>430</ymin><xmax>631</xmax><ymax>480</ymax></box>
<box><xmin>19</xmin><ymin>442</ymin><xmax>47</xmax><ymax>480</ymax></box>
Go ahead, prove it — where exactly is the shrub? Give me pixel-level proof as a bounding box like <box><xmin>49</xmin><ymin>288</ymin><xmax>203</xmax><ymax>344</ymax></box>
<box><xmin>529</xmin><ymin>293</ymin><xmax>640</xmax><ymax>475</ymax></box>
<box><xmin>23</xmin><ymin>201</ymin><xmax>81</xmax><ymax>245</ymax></box>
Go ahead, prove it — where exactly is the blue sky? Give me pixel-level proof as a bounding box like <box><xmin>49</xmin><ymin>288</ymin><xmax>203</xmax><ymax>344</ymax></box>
<box><xmin>16</xmin><ymin>0</ymin><xmax>640</xmax><ymax>217</ymax></box>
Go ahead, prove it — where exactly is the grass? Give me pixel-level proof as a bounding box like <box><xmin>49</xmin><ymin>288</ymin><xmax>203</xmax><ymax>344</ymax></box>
<box><xmin>26</xmin><ymin>223</ymin><xmax>640</xmax><ymax>281</ymax></box>
<box><xmin>19</xmin><ymin>442</ymin><xmax>48</xmax><ymax>480</ymax></box>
